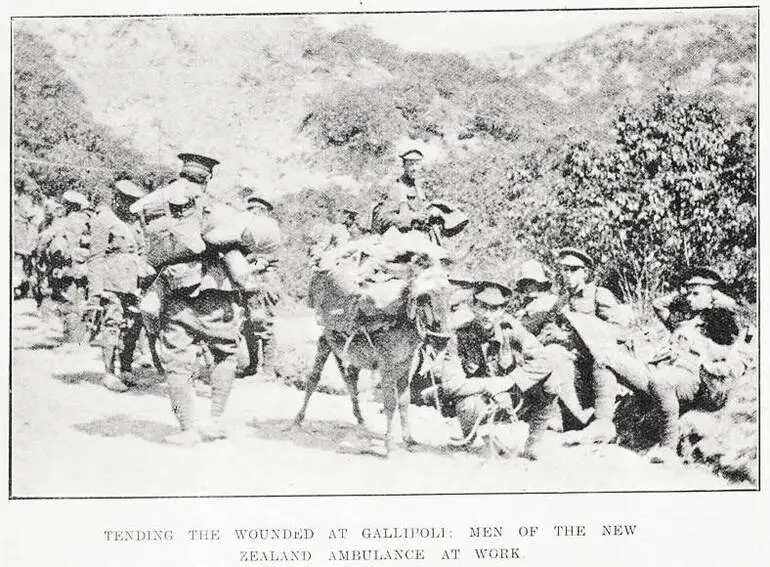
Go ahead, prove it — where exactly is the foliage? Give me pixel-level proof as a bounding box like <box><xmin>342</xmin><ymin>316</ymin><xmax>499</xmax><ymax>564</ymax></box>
<box><xmin>305</xmin><ymin>84</ymin><xmax>405</xmax><ymax>157</ymax></box>
<box><xmin>13</xmin><ymin>28</ymin><xmax>172</xmax><ymax>201</ymax></box>
<box><xmin>521</xmin><ymin>88</ymin><xmax>756</xmax><ymax>303</ymax></box>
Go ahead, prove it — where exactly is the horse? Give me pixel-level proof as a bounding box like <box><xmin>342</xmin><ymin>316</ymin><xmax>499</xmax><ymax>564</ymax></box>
<box><xmin>293</xmin><ymin>262</ymin><xmax>457</xmax><ymax>456</ymax></box>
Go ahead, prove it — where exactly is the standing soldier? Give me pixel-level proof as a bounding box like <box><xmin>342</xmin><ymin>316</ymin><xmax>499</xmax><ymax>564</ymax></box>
<box><xmin>33</xmin><ymin>198</ymin><xmax>66</xmax><ymax>309</ymax></box>
<box><xmin>43</xmin><ymin>190</ymin><xmax>91</xmax><ymax>344</ymax></box>
<box><xmin>88</xmin><ymin>179</ymin><xmax>148</xmax><ymax>393</ymax></box>
<box><xmin>134</xmin><ymin>152</ymin><xmax>244</xmax><ymax>444</ymax></box>
<box><xmin>543</xmin><ymin>247</ymin><xmax>632</xmax><ymax>444</ymax></box>
<box><xmin>13</xmin><ymin>192</ymin><xmax>43</xmax><ymax>299</ymax></box>
<box><xmin>237</xmin><ymin>186</ymin><xmax>282</xmax><ymax>379</ymax></box>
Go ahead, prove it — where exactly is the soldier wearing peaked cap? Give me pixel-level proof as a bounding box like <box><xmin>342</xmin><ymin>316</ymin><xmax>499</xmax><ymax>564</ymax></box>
<box><xmin>41</xmin><ymin>189</ymin><xmax>92</xmax><ymax>344</ymax></box>
<box><xmin>587</xmin><ymin>264</ymin><xmax>744</xmax><ymax>464</ymax></box>
<box><xmin>88</xmin><ymin>179</ymin><xmax>150</xmax><ymax>393</ymax></box>
<box><xmin>370</xmin><ymin>149</ymin><xmax>441</xmax><ymax>243</ymax></box>
<box><xmin>234</xmin><ymin>184</ymin><xmax>283</xmax><ymax>380</ymax></box>
<box><xmin>544</xmin><ymin>246</ymin><xmax>634</xmax><ymax>444</ymax></box>
<box><xmin>424</xmin><ymin>275</ymin><xmax>580</xmax><ymax>460</ymax></box>
<box><xmin>140</xmin><ymin>151</ymin><xmax>248</xmax><ymax>445</ymax></box>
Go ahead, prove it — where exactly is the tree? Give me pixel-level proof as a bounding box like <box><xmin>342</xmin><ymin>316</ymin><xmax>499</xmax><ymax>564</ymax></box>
<box><xmin>13</xmin><ymin>28</ymin><xmax>170</xmax><ymax>199</ymax></box>
<box><xmin>547</xmin><ymin>88</ymin><xmax>756</xmax><ymax>303</ymax></box>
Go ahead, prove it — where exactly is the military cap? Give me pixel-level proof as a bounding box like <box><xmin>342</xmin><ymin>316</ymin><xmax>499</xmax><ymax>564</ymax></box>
<box><xmin>557</xmin><ymin>247</ymin><xmax>594</xmax><ymax>269</ymax></box>
<box><xmin>178</xmin><ymin>152</ymin><xmax>220</xmax><ymax>177</ymax></box>
<box><xmin>61</xmin><ymin>190</ymin><xmax>89</xmax><ymax>209</ymax></box>
<box><xmin>448</xmin><ymin>273</ymin><xmax>479</xmax><ymax>289</ymax></box>
<box><xmin>684</xmin><ymin>266</ymin><xmax>725</xmax><ymax>289</ymax></box>
<box><xmin>246</xmin><ymin>193</ymin><xmax>274</xmax><ymax>212</ymax></box>
<box><xmin>399</xmin><ymin>149</ymin><xmax>424</xmax><ymax>162</ymax></box>
<box><xmin>516</xmin><ymin>259</ymin><xmax>551</xmax><ymax>290</ymax></box>
<box><xmin>474</xmin><ymin>281</ymin><xmax>513</xmax><ymax>307</ymax></box>
<box><xmin>114</xmin><ymin>179</ymin><xmax>147</xmax><ymax>199</ymax></box>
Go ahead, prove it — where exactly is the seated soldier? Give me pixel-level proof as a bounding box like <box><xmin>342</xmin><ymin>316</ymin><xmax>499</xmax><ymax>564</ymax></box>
<box><xmin>514</xmin><ymin>260</ymin><xmax>594</xmax><ymax>426</ymax></box>
<box><xmin>598</xmin><ymin>266</ymin><xmax>744</xmax><ymax>463</ymax></box>
<box><xmin>542</xmin><ymin>247</ymin><xmax>632</xmax><ymax>445</ymax></box>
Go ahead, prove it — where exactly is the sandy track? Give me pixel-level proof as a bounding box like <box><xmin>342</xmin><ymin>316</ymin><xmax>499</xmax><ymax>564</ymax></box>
<box><xmin>10</xmin><ymin>299</ymin><xmax>736</xmax><ymax>498</ymax></box>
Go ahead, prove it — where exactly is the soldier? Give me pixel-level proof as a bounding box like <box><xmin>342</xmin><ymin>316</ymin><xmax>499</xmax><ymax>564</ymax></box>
<box><xmin>88</xmin><ymin>179</ymin><xmax>148</xmax><ymax>393</ymax></box>
<box><xmin>13</xmin><ymin>192</ymin><xmax>43</xmax><ymax>299</ymax></box>
<box><xmin>370</xmin><ymin>150</ymin><xmax>440</xmax><ymax>242</ymax></box>
<box><xmin>599</xmin><ymin>266</ymin><xmax>743</xmax><ymax>463</ymax></box>
<box><xmin>33</xmin><ymin>198</ymin><xmax>66</xmax><ymax>308</ymax></box>
<box><xmin>513</xmin><ymin>259</ymin><xmax>594</xmax><ymax>427</ymax></box>
<box><xmin>42</xmin><ymin>190</ymin><xmax>91</xmax><ymax>344</ymax></box>
<box><xmin>236</xmin><ymin>185</ymin><xmax>282</xmax><ymax>379</ymax></box>
<box><xmin>139</xmin><ymin>152</ymin><xmax>244</xmax><ymax>444</ymax></box>
<box><xmin>544</xmin><ymin>247</ymin><xmax>633</xmax><ymax>444</ymax></box>
<box><xmin>423</xmin><ymin>279</ymin><xmax>564</xmax><ymax>460</ymax></box>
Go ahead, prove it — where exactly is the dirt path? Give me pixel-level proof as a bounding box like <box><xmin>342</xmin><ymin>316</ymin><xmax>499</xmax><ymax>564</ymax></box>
<box><xmin>10</xmin><ymin>299</ymin><xmax>736</xmax><ymax>498</ymax></box>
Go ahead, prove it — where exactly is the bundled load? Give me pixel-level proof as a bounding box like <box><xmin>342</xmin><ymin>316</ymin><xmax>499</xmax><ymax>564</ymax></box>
<box><xmin>309</xmin><ymin>230</ymin><xmax>450</xmax><ymax>334</ymax></box>
<box><xmin>131</xmin><ymin>181</ymin><xmax>279</xmax><ymax>291</ymax></box>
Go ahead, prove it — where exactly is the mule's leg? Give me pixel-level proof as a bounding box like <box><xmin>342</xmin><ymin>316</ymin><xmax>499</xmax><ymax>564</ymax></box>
<box><xmin>397</xmin><ymin>365</ymin><xmax>417</xmax><ymax>446</ymax></box>
<box><xmin>293</xmin><ymin>335</ymin><xmax>332</xmax><ymax>426</ymax></box>
<box><xmin>333</xmin><ymin>356</ymin><xmax>365</xmax><ymax>427</ymax></box>
<box><xmin>380</xmin><ymin>371</ymin><xmax>399</xmax><ymax>456</ymax></box>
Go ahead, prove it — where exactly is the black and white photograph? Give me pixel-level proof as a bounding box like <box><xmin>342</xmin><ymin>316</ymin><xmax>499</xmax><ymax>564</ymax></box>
<box><xmin>9</xmin><ymin>5</ymin><xmax>759</xmax><ymax>499</ymax></box>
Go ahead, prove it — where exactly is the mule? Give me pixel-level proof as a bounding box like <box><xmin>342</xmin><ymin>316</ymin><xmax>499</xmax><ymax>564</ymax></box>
<box><xmin>293</xmin><ymin>264</ymin><xmax>455</xmax><ymax>456</ymax></box>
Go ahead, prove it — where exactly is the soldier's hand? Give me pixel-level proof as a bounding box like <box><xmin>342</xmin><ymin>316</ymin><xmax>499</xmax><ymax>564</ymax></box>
<box><xmin>252</xmin><ymin>257</ymin><xmax>270</xmax><ymax>272</ymax></box>
<box><xmin>711</xmin><ymin>289</ymin><xmax>737</xmax><ymax>311</ymax></box>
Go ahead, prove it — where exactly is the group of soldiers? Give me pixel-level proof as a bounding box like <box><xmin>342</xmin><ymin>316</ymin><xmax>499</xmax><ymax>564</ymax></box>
<box><xmin>14</xmin><ymin>153</ymin><xmax>282</xmax><ymax>444</ymax></box>
<box><xmin>13</xmin><ymin>147</ymin><xmax>751</xmax><ymax>463</ymax></box>
<box><xmin>316</xmin><ymin>149</ymin><xmax>749</xmax><ymax>464</ymax></box>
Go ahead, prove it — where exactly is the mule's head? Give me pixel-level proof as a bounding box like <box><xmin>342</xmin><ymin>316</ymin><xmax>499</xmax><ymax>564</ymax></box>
<box><xmin>408</xmin><ymin>265</ymin><xmax>454</xmax><ymax>343</ymax></box>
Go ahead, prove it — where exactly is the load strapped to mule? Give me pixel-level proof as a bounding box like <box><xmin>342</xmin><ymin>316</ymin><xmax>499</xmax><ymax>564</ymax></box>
<box><xmin>309</xmin><ymin>230</ymin><xmax>452</xmax><ymax>341</ymax></box>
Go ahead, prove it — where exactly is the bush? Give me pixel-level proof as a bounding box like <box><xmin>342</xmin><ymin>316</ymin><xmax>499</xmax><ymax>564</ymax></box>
<box><xmin>527</xmin><ymin>87</ymin><xmax>756</xmax><ymax>304</ymax></box>
<box><xmin>13</xmin><ymin>28</ymin><xmax>171</xmax><ymax>200</ymax></box>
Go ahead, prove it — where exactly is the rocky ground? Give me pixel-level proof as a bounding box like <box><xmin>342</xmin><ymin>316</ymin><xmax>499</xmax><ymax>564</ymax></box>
<box><xmin>10</xmin><ymin>299</ymin><xmax>748</xmax><ymax>498</ymax></box>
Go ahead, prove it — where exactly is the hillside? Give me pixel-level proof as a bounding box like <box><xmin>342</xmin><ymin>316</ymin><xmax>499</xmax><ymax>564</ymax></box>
<box><xmin>22</xmin><ymin>12</ymin><xmax>756</xmax><ymax>200</ymax></box>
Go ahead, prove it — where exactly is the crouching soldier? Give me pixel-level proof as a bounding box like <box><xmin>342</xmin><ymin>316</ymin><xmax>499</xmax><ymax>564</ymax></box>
<box><xmin>424</xmin><ymin>281</ymin><xmax>571</xmax><ymax>460</ymax></box>
<box><xmin>88</xmin><ymin>179</ymin><xmax>148</xmax><ymax>392</ymax></box>
<box><xmin>599</xmin><ymin>266</ymin><xmax>744</xmax><ymax>463</ymax></box>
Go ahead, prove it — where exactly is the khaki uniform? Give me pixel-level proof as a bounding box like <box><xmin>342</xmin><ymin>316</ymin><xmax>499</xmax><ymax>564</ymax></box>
<box><xmin>43</xmin><ymin>210</ymin><xmax>91</xmax><ymax>342</ymax></box>
<box><xmin>602</xmin><ymin>298</ymin><xmax>743</xmax><ymax>449</ymax></box>
<box><xmin>541</xmin><ymin>284</ymin><xmax>631</xmax><ymax>423</ymax></box>
<box><xmin>437</xmin><ymin>312</ymin><xmax>564</xmax><ymax>456</ymax></box>
<box><xmin>89</xmin><ymin>206</ymin><xmax>143</xmax><ymax>376</ymax></box>
<box><xmin>13</xmin><ymin>204</ymin><xmax>42</xmax><ymax>297</ymax></box>
<box><xmin>156</xmin><ymin>255</ymin><xmax>244</xmax><ymax>432</ymax></box>
<box><xmin>371</xmin><ymin>175</ymin><xmax>435</xmax><ymax>242</ymax></box>
<box><xmin>239</xmin><ymin>212</ymin><xmax>282</xmax><ymax>377</ymax></box>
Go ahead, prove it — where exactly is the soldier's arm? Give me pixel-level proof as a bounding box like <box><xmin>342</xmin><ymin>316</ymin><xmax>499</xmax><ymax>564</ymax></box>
<box><xmin>595</xmin><ymin>287</ymin><xmax>632</xmax><ymax>327</ymax></box>
<box><xmin>652</xmin><ymin>291</ymin><xmax>681</xmax><ymax>331</ymax></box>
<box><xmin>501</xmin><ymin>314</ymin><xmax>543</xmax><ymax>356</ymax></box>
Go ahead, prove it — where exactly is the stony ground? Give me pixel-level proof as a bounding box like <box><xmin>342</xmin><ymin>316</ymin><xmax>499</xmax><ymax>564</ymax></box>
<box><xmin>10</xmin><ymin>299</ymin><xmax>745</xmax><ymax>498</ymax></box>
